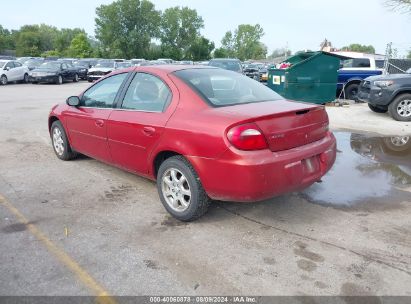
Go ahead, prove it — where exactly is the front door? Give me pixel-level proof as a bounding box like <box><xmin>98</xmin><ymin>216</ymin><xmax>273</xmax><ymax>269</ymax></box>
<box><xmin>107</xmin><ymin>72</ymin><xmax>177</xmax><ymax>174</ymax></box>
<box><xmin>64</xmin><ymin>72</ymin><xmax>129</xmax><ymax>163</ymax></box>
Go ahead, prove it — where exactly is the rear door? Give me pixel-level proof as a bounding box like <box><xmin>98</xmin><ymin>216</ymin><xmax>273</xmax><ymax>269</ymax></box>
<box><xmin>107</xmin><ymin>72</ymin><xmax>177</xmax><ymax>174</ymax></box>
<box><xmin>64</xmin><ymin>72</ymin><xmax>129</xmax><ymax>162</ymax></box>
<box><xmin>12</xmin><ymin>61</ymin><xmax>25</xmax><ymax>81</ymax></box>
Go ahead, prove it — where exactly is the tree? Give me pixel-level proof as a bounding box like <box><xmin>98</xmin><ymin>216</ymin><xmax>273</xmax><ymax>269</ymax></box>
<box><xmin>15</xmin><ymin>24</ymin><xmax>61</xmax><ymax>56</ymax></box>
<box><xmin>67</xmin><ymin>33</ymin><xmax>94</xmax><ymax>58</ymax></box>
<box><xmin>15</xmin><ymin>25</ymin><xmax>42</xmax><ymax>56</ymax></box>
<box><xmin>55</xmin><ymin>28</ymin><xmax>86</xmax><ymax>55</ymax></box>
<box><xmin>408</xmin><ymin>50</ymin><xmax>411</xmax><ymax>59</ymax></box>
<box><xmin>160</xmin><ymin>6</ymin><xmax>204</xmax><ymax>60</ymax></box>
<box><xmin>95</xmin><ymin>0</ymin><xmax>161</xmax><ymax>59</ymax></box>
<box><xmin>341</xmin><ymin>44</ymin><xmax>376</xmax><ymax>54</ymax></box>
<box><xmin>0</xmin><ymin>25</ymin><xmax>16</xmax><ymax>53</ymax></box>
<box><xmin>219</xmin><ymin>24</ymin><xmax>266</xmax><ymax>60</ymax></box>
<box><xmin>186</xmin><ymin>36</ymin><xmax>214</xmax><ymax>61</ymax></box>
<box><xmin>213</xmin><ymin>47</ymin><xmax>229</xmax><ymax>58</ymax></box>
<box><xmin>385</xmin><ymin>0</ymin><xmax>411</xmax><ymax>13</ymax></box>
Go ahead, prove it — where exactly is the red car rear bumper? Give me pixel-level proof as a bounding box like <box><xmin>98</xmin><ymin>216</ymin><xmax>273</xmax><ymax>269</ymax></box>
<box><xmin>187</xmin><ymin>132</ymin><xmax>336</xmax><ymax>202</ymax></box>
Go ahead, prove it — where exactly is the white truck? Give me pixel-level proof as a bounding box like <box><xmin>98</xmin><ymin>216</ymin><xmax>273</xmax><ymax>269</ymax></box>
<box><xmin>332</xmin><ymin>51</ymin><xmax>385</xmax><ymax>100</ymax></box>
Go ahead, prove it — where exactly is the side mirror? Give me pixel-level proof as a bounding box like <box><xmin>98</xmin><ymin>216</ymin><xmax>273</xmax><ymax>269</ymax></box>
<box><xmin>66</xmin><ymin>96</ymin><xmax>80</xmax><ymax>107</ymax></box>
<box><xmin>5</xmin><ymin>67</ymin><xmax>10</xmax><ymax>71</ymax></box>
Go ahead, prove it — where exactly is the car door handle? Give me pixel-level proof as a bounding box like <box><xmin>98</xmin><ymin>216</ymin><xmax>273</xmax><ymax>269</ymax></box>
<box><xmin>95</xmin><ymin>119</ymin><xmax>104</xmax><ymax>127</ymax></box>
<box><xmin>142</xmin><ymin>126</ymin><xmax>156</xmax><ymax>136</ymax></box>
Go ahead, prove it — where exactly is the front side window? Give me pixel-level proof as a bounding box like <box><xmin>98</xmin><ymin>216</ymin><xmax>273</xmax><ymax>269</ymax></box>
<box><xmin>121</xmin><ymin>73</ymin><xmax>172</xmax><ymax>112</ymax></box>
<box><xmin>81</xmin><ymin>73</ymin><xmax>128</xmax><ymax>108</ymax></box>
<box><xmin>174</xmin><ymin>68</ymin><xmax>283</xmax><ymax>107</ymax></box>
<box><xmin>14</xmin><ymin>61</ymin><xmax>22</xmax><ymax>67</ymax></box>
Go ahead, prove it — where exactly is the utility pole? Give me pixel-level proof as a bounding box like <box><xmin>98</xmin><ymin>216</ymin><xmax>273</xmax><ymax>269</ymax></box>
<box><xmin>383</xmin><ymin>42</ymin><xmax>392</xmax><ymax>75</ymax></box>
<box><xmin>284</xmin><ymin>41</ymin><xmax>289</xmax><ymax>61</ymax></box>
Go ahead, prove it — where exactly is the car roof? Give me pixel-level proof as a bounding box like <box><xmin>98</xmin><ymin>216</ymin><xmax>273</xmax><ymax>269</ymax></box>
<box><xmin>210</xmin><ymin>58</ymin><xmax>240</xmax><ymax>61</ymax></box>
<box><xmin>110</xmin><ymin>64</ymin><xmax>218</xmax><ymax>76</ymax></box>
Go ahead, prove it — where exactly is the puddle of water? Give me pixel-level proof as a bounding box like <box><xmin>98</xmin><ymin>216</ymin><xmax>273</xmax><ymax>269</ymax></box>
<box><xmin>302</xmin><ymin>132</ymin><xmax>411</xmax><ymax>208</ymax></box>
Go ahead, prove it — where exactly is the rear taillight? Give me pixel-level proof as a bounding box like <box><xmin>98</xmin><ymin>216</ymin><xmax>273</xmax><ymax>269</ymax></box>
<box><xmin>227</xmin><ymin>123</ymin><xmax>268</xmax><ymax>151</ymax></box>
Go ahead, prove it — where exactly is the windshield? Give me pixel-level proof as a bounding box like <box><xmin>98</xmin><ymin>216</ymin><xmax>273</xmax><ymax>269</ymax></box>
<box><xmin>174</xmin><ymin>68</ymin><xmax>283</xmax><ymax>107</ymax></box>
<box><xmin>117</xmin><ymin>62</ymin><xmax>131</xmax><ymax>68</ymax></box>
<box><xmin>0</xmin><ymin>61</ymin><xmax>6</xmax><ymax>68</ymax></box>
<box><xmin>40</xmin><ymin>62</ymin><xmax>61</xmax><ymax>69</ymax></box>
<box><xmin>25</xmin><ymin>60</ymin><xmax>43</xmax><ymax>67</ymax></box>
<box><xmin>209</xmin><ymin>60</ymin><xmax>242</xmax><ymax>72</ymax></box>
<box><xmin>95</xmin><ymin>62</ymin><xmax>115</xmax><ymax>68</ymax></box>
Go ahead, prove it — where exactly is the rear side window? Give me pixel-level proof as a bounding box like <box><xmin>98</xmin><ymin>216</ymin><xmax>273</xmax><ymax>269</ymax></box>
<box><xmin>343</xmin><ymin>58</ymin><xmax>371</xmax><ymax>68</ymax></box>
<box><xmin>174</xmin><ymin>68</ymin><xmax>283</xmax><ymax>107</ymax></box>
<box><xmin>81</xmin><ymin>73</ymin><xmax>128</xmax><ymax>108</ymax></box>
<box><xmin>375</xmin><ymin>60</ymin><xmax>385</xmax><ymax>69</ymax></box>
<box><xmin>14</xmin><ymin>61</ymin><xmax>22</xmax><ymax>67</ymax></box>
<box><xmin>121</xmin><ymin>73</ymin><xmax>172</xmax><ymax>112</ymax></box>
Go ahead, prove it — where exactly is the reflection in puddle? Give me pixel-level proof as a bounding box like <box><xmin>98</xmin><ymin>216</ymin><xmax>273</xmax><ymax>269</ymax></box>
<box><xmin>303</xmin><ymin>132</ymin><xmax>411</xmax><ymax>208</ymax></box>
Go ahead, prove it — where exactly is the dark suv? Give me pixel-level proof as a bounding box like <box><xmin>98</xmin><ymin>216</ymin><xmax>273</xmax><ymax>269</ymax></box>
<box><xmin>357</xmin><ymin>68</ymin><xmax>411</xmax><ymax>121</ymax></box>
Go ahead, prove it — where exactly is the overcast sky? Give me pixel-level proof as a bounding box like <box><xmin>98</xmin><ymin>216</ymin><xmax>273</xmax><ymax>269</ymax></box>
<box><xmin>2</xmin><ymin>0</ymin><xmax>410</xmax><ymax>56</ymax></box>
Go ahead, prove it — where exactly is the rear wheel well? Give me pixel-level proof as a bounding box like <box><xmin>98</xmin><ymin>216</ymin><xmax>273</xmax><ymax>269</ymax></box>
<box><xmin>48</xmin><ymin>116</ymin><xmax>59</xmax><ymax>132</ymax></box>
<box><xmin>153</xmin><ymin>151</ymin><xmax>181</xmax><ymax>178</ymax></box>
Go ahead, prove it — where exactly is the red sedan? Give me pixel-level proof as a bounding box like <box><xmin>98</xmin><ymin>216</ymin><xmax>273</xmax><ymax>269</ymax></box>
<box><xmin>48</xmin><ymin>65</ymin><xmax>336</xmax><ymax>221</ymax></box>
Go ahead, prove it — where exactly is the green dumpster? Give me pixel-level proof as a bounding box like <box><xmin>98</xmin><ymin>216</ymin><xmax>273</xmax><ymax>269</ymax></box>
<box><xmin>267</xmin><ymin>51</ymin><xmax>346</xmax><ymax>104</ymax></box>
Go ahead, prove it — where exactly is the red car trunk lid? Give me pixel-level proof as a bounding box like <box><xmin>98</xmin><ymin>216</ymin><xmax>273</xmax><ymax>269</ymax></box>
<box><xmin>219</xmin><ymin>100</ymin><xmax>329</xmax><ymax>152</ymax></box>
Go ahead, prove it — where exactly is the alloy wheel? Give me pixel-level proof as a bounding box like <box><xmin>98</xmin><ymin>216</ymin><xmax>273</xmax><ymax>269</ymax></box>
<box><xmin>161</xmin><ymin>168</ymin><xmax>191</xmax><ymax>212</ymax></box>
<box><xmin>390</xmin><ymin>136</ymin><xmax>410</xmax><ymax>147</ymax></box>
<box><xmin>397</xmin><ymin>99</ymin><xmax>411</xmax><ymax>118</ymax></box>
<box><xmin>1</xmin><ymin>76</ymin><xmax>7</xmax><ymax>85</ymax></box>
<box><xmin>52</xmin><ymin>127</ymin><xmax>65</xmax><ymax>156</ymax></box>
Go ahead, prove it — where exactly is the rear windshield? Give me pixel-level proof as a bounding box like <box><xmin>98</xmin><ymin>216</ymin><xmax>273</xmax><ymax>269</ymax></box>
<box><xmin>174</xmin><ymin>68</ymin><xmax>283</xmax><ymax>107</ymax></box>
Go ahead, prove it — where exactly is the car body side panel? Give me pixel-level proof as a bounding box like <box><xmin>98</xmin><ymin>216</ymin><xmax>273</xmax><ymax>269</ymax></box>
<box><xmin>63</xmin><ymin>107</ymin><xmax>113</xmax><ymax>163</ymax></box>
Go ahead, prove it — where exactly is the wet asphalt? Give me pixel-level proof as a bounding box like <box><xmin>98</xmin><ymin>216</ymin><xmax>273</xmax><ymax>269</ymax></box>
<box><xmin>0</xmin><ymin>82</ymin><xmax>410</xmax><ymax>296</ymax></box>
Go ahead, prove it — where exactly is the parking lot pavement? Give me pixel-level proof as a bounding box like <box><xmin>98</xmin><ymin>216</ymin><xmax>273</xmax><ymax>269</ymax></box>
<box><xmin>0</xmin><ymin>82</ymin><xmax>410</xmax><ymax>296</ymax></box>
<box><xmin>326</xmin><ymin>102</ymin><xmax>411</xmax><ymax>136</ymax></box>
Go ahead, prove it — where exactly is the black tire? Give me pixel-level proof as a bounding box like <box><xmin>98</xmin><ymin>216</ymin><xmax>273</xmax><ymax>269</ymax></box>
<box><xmin>73</xmin><ymin>74</ymin><xmax>79</xmax><ymax>82</ymax></box>
<box><xmin>32</xmin><ymin>81</ymin><xmax>38</xmax><ymax>84</ymax></box>
<box><xmin>0</xmin><ymin>75</ymin><xmax>7</xmax><ymax>85</ymax></box>
<box><xmin>87</xmin><ymin>78</ymin><xmax>93</xmax><ymax>83</ymax></box>
<box><xmin>56</xmin><ymin>75</ymin><xmax>63</xmax><ymax>85</ymax></box>
<box><xmin>368</xmin><ymin>103</ymin><xmax>387</xmax><ymax>113</ymax></box>
<box><xmin>50</xmin><ymin>121</ymin><xmax>77</xmax><ymax>161</ymax></box>
<box><xmin>23</xmin><ymin>73</ymin><xmax>29</xmax><ymax>83</ymax></box>
<box><xmin>157</xmin><ymin>155</ymin><xmax>210</xmax><ymax>221</ymax></box>
<box><xmin>388</xmin><ymin>94</ymin><xmax>411</xmax><ymax>122</ymax></box>
<box><xmin>344</xmin><ymin>83</ymin><xmax>360</xmax><ymax>100</ymax></box>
